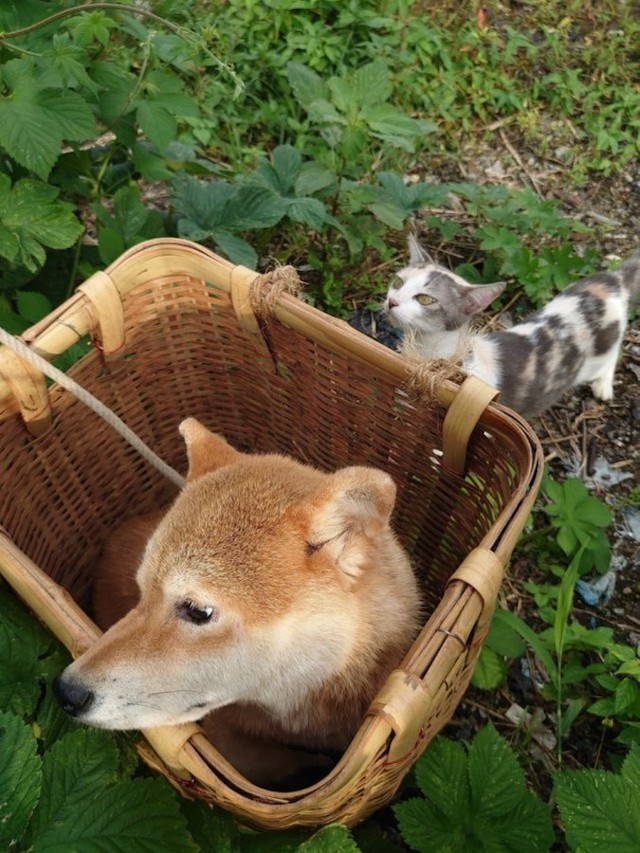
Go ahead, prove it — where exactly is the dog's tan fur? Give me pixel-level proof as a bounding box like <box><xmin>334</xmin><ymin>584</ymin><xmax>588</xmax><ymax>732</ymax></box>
<box><xmin>56</xmin><ymin>419</ymin><xmax>420</xmax><ymax>785</ymax></box>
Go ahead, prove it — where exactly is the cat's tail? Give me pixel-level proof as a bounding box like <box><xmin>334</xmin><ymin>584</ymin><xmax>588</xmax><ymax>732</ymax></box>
<box><xmin>621</xmin><ymin>250</ymin><xmax>640</xmax><ymax>298</ymax></box>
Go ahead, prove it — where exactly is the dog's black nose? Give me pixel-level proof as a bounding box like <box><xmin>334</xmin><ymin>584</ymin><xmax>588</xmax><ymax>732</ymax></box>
<box><xmin>54</xmin><ymin>673</ymin><xmax>95</xmax><ymax>717</ymax></box>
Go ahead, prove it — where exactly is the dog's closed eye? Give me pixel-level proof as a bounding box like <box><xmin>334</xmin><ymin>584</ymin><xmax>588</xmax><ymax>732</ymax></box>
<box><xmin>177</xmin><ymin>600</ymin><xmax>217</xmax><ymax>625</ymax></box>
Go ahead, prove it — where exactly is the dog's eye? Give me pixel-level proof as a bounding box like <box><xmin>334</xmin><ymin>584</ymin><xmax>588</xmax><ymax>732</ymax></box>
<box><xmin>178</xmin><ymin>600</ymin><xmax>216</xmax><ymax>625</ymax></box>
<box><xmin>415</xmin><ymin>293</ymin><xmax>436</xmax><ymax>306</ymax></box>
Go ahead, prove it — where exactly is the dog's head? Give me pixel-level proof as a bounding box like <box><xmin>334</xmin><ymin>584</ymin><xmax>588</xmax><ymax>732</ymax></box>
<box><xmin>55</xmin><ymin>419</ymin><xmax>410</xmax><ymax>730</ymax></box>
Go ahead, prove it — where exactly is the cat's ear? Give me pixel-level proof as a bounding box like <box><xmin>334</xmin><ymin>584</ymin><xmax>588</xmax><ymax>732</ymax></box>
<box><xmin>408</xmin><ymin>234</ymin><xmax>434</xmax><ymax>266</ymax></box>
<box><xmin>460</xmin><ymin>281</ymin><xmax>506</xmax><ymax>316</ymax></box>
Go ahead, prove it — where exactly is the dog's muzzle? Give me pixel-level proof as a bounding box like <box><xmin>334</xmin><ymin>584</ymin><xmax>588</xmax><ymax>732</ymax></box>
<box><xmin>54</xmin><ymin>672</ymin><xmax>95</xmax><ymax>717</ymax></box>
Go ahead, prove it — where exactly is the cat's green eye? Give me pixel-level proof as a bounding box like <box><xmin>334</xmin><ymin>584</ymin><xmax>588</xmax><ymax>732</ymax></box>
<box><xmin>391</xmin><ymin>276</ymin><xmax>404</xmax><ymax>290</ymax></box>
<box><xmin>415</xmin><ymin>294</ymin><xmax>436</xmax><ymax>306</ymax></box>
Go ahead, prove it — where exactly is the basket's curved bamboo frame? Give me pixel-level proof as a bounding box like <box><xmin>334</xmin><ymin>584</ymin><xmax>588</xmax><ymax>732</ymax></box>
<box><xmin>0</xmin><ymin>239</ymin><xmax>543</xmax><ymax>829</ymax></box>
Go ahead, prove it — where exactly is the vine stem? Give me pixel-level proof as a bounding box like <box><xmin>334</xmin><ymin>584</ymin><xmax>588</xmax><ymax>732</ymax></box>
<box><xmin>0</xmin><ymin>3</ymin><xmax>181</xmax><ymax>40</ymax></box>
<box><xmin>0</xmin><ymin>2</ymin><xmax>244</xmax><ymax>97</ymax></box>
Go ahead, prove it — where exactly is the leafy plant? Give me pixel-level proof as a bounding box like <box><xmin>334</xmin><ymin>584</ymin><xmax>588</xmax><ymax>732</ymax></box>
<box><xmin>541</xmin><ymin>475</ymin><xmax>612</xmax><ymax>572</ymax></box>
<box><xmin>554</xmin><ymin>745</ymin><xmax>640</xmax><ymax>852</ymax></box>
<box><xmin>287</xmin><ymin>59</ymin><xmax>434</xmax><ymax>176</ymax></box>
<box><xmin>393</xmin><ymin>725</ymin><xmax>553</xmax><ymax>852</ymax></box>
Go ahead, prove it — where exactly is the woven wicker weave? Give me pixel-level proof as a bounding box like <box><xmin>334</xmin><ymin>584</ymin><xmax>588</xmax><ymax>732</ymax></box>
<box><xmin>0</xmin><ymin>238</ymin><xmax>543</xmax><ymax>830</ymax></box>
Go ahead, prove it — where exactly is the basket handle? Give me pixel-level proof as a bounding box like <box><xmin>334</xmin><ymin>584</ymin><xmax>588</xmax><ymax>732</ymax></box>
<box><xmin>441</xmin><ymin>375</ymin><xmax>500</xmax><ymax>475</ymax></box>
<box><xmin>0</xmin><ymin>336</ymin><xmax>51</xmax><ymax>436</ymax></box>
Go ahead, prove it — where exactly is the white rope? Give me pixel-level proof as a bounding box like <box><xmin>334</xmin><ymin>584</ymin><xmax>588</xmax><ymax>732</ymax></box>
<box><xmin>0</xmin><ymin>326</ymin><xmax>186</xmax><ymax>489</ymax></box>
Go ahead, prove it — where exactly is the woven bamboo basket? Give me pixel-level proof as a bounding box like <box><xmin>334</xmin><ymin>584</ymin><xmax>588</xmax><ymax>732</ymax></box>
<box><xmin>0</xmin><ymin>238</ymin><xmax>542</xmax><ymax>830</ymax></box>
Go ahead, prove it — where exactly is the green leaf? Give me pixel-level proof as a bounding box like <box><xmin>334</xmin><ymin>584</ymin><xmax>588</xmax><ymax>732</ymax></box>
<box><xmin>393</xmin><ymin>797</ymin><xmax>465</xmax><ymax>853</ymax></box>
<box><xmin>491</xmin><ymin>609</ymin><xmax>558</xmax><ymax>685</ymax></box>
<box><xmin>486</xmin><ymin>609</ymin><xmax>527</xmax><ymax>658</ymax></box>
<box><xmin>468</xmin><ymin>725</ymin><xmax>525</xmax><ymax>818</ymax></box>
<box><xmin>298</xmin><ymin>824</ymin><xmax>361</xmax><ymax>852</ymax></box>
<box><xmin>137</xmin><ymin>101</ymin><xmax>177</xmax><ymax>152</ymax></box>
<box><xmin>555</xmin><ymin>769</ymin><xmax>640</xmax><ymax>853</ymax></box>
<box><xmin>212</xmin><ymin>232</ymin><xmax>258</xmax><ymax>268</ymax></box>
<box><xmin>353</xmin><ymin>61</ymin><xmax>393</xmax><ymax>106</ymax></box>
<box><xmin>294</xmin><ymin>162</ymin><xmax>337</xmax><ymax>197</ymax></box>
<box><xmin>223</xmin><ymin>184</ymin><xmax>287</xmax><ymax>231</ymax></box>
<box><xmin>287</xmin><ymin>197</ymin><xmax>328</xmax><ymax>230</ymax></box>
<box><xmin>471</xmin><ymin>646</ymin><xmax>508</xmax><ymax>690</ymax></box>
<box><xmin>616</xmin><ymin>679</ymin><xmax>640</xmax><ymax>715</ymax></box>
<box><xmin>414</xmin><ymin>736</ymin><xmax>469</xmax><ymax>820</ymax></box>
<box><xmin>16</xmin><ymin>291</ymin><xmax>52</xmax><ymax>325</ymax></box>
<box><xmin>621</xmin><ymin>745</ymin><xmax>640</xmax><ymax>793</ymax></box>
<box><xmin>0</xmin><ymin>712</ymin><xmax>42</xmax><ymax>849</ymax></box>
<box><xmin>0</xmin><ymin>75</ymin><xmax>96</xmax><ymax>179</ymax></box>
<box><xmin>273</xmin><ymin>145</ymin><xmax>302</xmax><ymax>191</ymax></box>
<box><xmin>488</xmin><ymin>791</ymin><xmax>553</xmax><ymax>853</ymax></box>
<box><xmin>287</xmin><ymin>62</ymin><xmax>328</xmax><ymax>110</ymax></box>
<box><xmin>0</xmin><ymin>176</ymin><xmax>83</xmax><ymax>273</ymax></box>
<box><xmin>30</xmin><ymin>729</ymin><xmax>120</xmax><ymax>840</ymax></box>
<box><xmin>31</xmin><ymin>777</ymin><xmax>197</xmax><ymax>852</ymax></box>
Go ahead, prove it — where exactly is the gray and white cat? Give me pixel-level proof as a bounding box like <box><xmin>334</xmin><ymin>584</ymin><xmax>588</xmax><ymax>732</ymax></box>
<box><xmin>384</xmin><ymin>235</ymin><xmax>640</xmax><ymax>418</ymax></box>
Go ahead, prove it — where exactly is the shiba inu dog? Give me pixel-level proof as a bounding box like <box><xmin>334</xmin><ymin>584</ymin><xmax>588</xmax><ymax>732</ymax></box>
<box><xmin>55</xmin><ymin>418</ymin><xmax>421</xmax><ymax>786</ymax></box>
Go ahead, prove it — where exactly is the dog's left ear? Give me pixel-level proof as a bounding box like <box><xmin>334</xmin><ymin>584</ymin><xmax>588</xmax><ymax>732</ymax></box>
<box><xmin>179</xmin><ymin>418</ymin><xmax>242</xmax><ymax>482</ymax></box>
<box><xmin>309</xmin><ymin>467</ymin><xmax>397</xmax><ymax>581</ymax></box>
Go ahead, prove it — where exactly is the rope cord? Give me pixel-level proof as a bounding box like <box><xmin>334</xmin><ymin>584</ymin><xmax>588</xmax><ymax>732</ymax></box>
<box><xmin>0</xmin><ymin>326</ymin><xmax>186</xmax><ymax>489</ymax></box>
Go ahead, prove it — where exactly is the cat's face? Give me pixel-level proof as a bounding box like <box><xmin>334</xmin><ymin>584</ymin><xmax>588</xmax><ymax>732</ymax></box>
<box><xmin>383</xmin><ymin>236</ymin><xmax>506</xmax><ymax>334</ymax></box>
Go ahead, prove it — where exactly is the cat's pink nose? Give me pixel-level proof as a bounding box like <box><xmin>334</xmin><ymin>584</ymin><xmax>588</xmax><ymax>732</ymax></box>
<box><xmin>387</xmin><ymin>298</ymin><xmax>399</xmax><ymax>309</ymax></box>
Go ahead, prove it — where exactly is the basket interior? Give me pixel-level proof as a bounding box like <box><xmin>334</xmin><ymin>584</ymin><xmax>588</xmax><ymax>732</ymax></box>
<box><xmin>1</xmin><ymin>272</ymin><xmax>530</xmax><ymax>618</ymax></box>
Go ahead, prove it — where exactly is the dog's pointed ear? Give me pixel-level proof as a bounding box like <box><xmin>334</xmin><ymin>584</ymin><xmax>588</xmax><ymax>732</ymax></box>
<box><xmin>179</xmin><ymin>418</ymin><xmax>241</xmax><ymax>482</ymax></box>
<box><xmin>309</xmin><ymin>467</ymin><xmax>397</xmax><ymax>582</ymax></box>
<box><xmin>408</xmin><ymin>233</ymin><xmax>434</xmax><ymax>266</ymax></box>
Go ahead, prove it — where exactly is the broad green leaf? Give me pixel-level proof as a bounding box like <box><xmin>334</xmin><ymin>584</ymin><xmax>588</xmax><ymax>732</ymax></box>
<box><xmin>555</xmin><ymin>769</ymin><xmax>640</xmax><ymax>853</ymax></box>
<box><xmin>0</xmin><ymin>222</ymin><xmax>19</xmax><ymax>263</ymax></box>
<box><xmin>486</xmin><ymin>791</ymin><xmax>553</xmax><ymax>852</ymax></box>
<box><xmin>362</xmin><ymin>105</ymin><xmax>426</xmax><ymax>140</ymax></box>
<box><xmin>31</xmin><ymin>777</ymin><xmax>197</xmax><ymax>852</ymax></box>
<box><xmin>16</xmin><ymin>291</ymin><xmax>52</xmax><ymax>325</ymax></box>
<box><xmin>223</xmin><ymin>184</ymin><xmax>287</xmax><ymax>231</ymax></box>
<box><xmin>308</xmin><ymin>98</ymin><xmax>347</xmax><ymax>126</ymax></box>
<box><xmin>471</xmin><ymin>645</ymin><xmax>508</xmax><ymax>690</ymax></box>
<box><xmin>294</xmin><ymin>162</ymin><xmax>337</xmax><ymax>197</ymax></box>
<box><xmin>0</xmin><ymin>76</ymin><xmax>96</xmax><ymax>179</ymax></box>
<box><xmin>172</xmin><ymin>176</ymin><xmax>237</xmax><ymax>230</ymax></box>
<box><xmin>287</xmin><ymin>62</ymin><xmax>328</xmax><ymax>110</ymax></box>
<box><xmin>588</xmin><ymin>696</ymin><xmax>616</xmax><ymax>717</ymax></box>
<box><xmin>353</xmin><ymin>61</ymin><xmax>393</xmax><ymax>106</ymax></box>
<box><xmin>30</xmin><ymin>729</ymin><xmax>120</xmax><ymax>840</ymax></box>
<box><xmin>621</xmin><ymin>744</ymin><xmax>640</xmax><ymax>793</ymax></box>
<box><xmin>468</xmin><ymin>725</ymin><xmax>525</xmax><ymax>818</ymax></box>
<box><xmin>414</xmin><ymin>736</ymin><xmax>469</xmax><ymax>820</ymax></box>
<box><xmin>0</xmin><ymin>311</ymin><xmax>28</xmax><ymax>335</ymax></box>
<box><xmin>615</xmin><ymin>679</ymin><xmax>640</xmax><ymax>715</ymax></box>
<box><xmin>0</xmin><ymin>712</ymin><xmax>42</xmax><ymax>848</ymax></box>
<box><xmin>179</xmin><ymin>799</ymin><xmax>238</xmax><ymax>853</ymax></box>
<box><xmin>137</xmin><ymin>101</ymin><xmax>177</xmax><ymax>152</ymax></box>
<box><xmin>492</xmin><ymin>608</ymin><xmax>558</xmax><ymax>684</ymax></box>
<box><xmin>286</xmin><ymin>197</ymin><xmax>328</xmax><ymax>230</ymax></box>
<box><xmin>486</xmin><ymin>609</ymin><xmax>527</xmax><ymax>658</ymax></box>
<box><xmin>393</xmin><ymin>797</ymin><xmax>465</xmax><ymax>853</ymax></box>
<box><xmin>0</xmin><ymin>177</ymin><xmax>83</xmax><ymax>272</ymax></box>
<box><xmin>273</xmin><ymin>145</ymin><xmax>302</xmax><ymax>190</ymax></box>
<box><xmin>213</xmin><ymin>232</ymin><xmax>258</xmax><ymax>269</ymax></box>
<box><xmin>298</xmin><ymin>824</ymin><xmax>360</xmax><ymax>852</ymax></box>
<box><xmin>368</xmin><ymin>203</ymin><xmax>407</xmax><ymax>230</ymax></box>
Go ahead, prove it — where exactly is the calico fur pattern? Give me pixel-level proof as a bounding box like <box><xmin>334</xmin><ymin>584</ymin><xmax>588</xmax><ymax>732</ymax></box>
<box><xmin>384</xmin><ymin>236</ymin><xmax>640</xmax><ymax>418</ymax></box>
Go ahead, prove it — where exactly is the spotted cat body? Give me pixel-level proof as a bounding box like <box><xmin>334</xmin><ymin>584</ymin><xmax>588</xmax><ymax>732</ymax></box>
<box><xmin>384</xmin><ymin>236</ymin><xmax>640</xmax><ymax>418</ymax></box>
